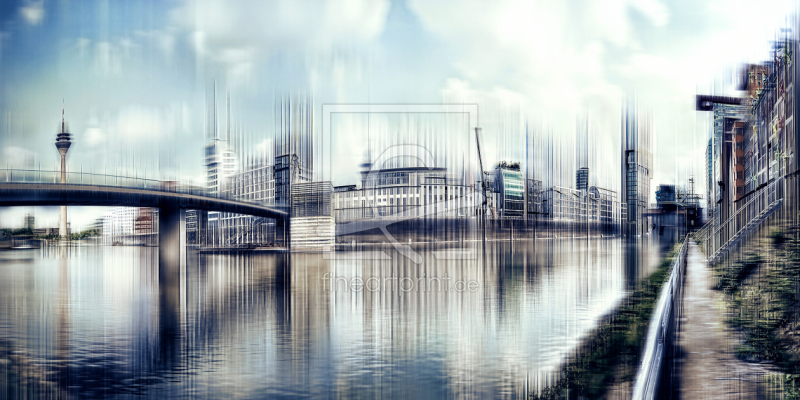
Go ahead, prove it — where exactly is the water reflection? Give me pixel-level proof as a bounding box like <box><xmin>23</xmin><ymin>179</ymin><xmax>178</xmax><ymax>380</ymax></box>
<box><xmin>0</xmin><ymin>235</ymin><xmax>672</xmax><ymax>398</ymax></box>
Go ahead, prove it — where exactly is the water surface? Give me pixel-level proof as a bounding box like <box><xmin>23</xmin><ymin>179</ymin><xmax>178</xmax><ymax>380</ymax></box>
<box><xmin>0</xmin><ymin>236</ymin><xmax>672</xmax><ymax>398</ymax></box>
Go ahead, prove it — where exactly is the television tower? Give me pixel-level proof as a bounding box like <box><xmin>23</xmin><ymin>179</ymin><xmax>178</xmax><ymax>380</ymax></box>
<box><xmin>55</xmin><ymin>103</ymin><xmax>72</xmax><ymax>237</ymax></box>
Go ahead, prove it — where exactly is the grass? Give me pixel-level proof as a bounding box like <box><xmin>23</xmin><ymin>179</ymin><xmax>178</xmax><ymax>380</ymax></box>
<box><xmin>529</xmin><ymin>243</ymin><xmax>682</xmax><ymax>399</ymax></box>
<box><xmin>713</xmin><ymin>224</ymin><xmax>800</xmax><ymax>398</ymax></box>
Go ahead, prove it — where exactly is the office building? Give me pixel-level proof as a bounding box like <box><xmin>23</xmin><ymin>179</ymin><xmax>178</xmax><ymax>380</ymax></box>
<box><xmin>576</xmin><ymin>167</ymin><xmax>589</xmax><ymax>192</ymax></box>
<box><xmin>621</xmin><ymin>99</ymin><xmax>653</xmax><ymax>235</ymax></box>
<box><xmin>491</xmin><ymin>162</ymin><xmax>525</xmax><ymax>218</ymax></box>
<box><xmin>275</xmin><ymin>95</ymin><xmax>314</xmax><ymax>207</ymax></box>
<box><xmin>333</xmin><ymin>166</ymin><xmax>477</xmax><ymax>223</ymax></box>
<box><xmin>219</xmin><ymin>162</ymin><xmax>277</xmax><ymax>246</ymax></box>
<box><xmin>204</xmin><ymin>88</ymin><xmax>238</xmax><ymax>246</ymax></box>
<box><xmin>103</xmin><ymin>207</ymin><xmax>158</xmax><ymax>245</ymax></box>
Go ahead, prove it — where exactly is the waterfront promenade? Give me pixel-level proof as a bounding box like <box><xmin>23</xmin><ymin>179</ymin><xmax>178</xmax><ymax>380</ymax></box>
<box><xmin>676</xmin><ymin>243</ymin><xmax>772</xmax><ymax>398</ymax></box>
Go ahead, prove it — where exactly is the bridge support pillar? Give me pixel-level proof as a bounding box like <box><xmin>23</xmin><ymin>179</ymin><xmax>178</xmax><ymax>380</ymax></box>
<box><xmin>159</xmin><ymin>205</ymin><xmax>186</xmax><ymax>270</ymax></box>
<box><xmin>158</xmin><ymin>205</ymin><xmax>185</xmax><ymax>367</ymax></box>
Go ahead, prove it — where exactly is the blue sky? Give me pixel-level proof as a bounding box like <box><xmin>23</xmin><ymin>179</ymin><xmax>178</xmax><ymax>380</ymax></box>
<box><xmin>0</xmin><ymin>0</ymin><xmax>795</xmax><ymax>228</ymax></box>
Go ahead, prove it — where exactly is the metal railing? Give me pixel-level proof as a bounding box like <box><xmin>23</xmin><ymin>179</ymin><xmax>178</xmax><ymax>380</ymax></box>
<box><xmin>692</xmin><ymin>217</ymin><xmax>715</xmax><ymax>244</ymax></box>
<box><xmin>632</xmin><ymin>234</ymin><xmax>689</xmax><ymax>400</ymax></box>
<box><xmin>703</xmin><ymin>179</ymin><xmax>782</xmax><ymax>261</ymax></box>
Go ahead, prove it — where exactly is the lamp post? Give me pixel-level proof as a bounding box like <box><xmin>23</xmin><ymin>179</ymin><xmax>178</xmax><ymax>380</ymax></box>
<box><xmin>55</xmin><ymin>105</ymin><xmax>72</xmax><ymax>238</ymax></box>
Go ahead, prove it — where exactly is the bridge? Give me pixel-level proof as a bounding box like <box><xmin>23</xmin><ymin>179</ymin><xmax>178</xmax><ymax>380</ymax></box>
<box><xmin>0</xmin><ymin>169</ymin><xmax>288</xmax><ymax>267</ymax></box>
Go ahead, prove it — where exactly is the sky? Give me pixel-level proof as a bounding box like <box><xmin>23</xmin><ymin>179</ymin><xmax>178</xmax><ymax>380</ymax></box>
<box><xmin>0</xmin><ymin>0</ymin><xmax>796</xmax><ymax>229</ymax></box>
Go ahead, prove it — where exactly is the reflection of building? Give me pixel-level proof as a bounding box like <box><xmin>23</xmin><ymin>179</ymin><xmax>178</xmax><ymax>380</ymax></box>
<box><xmin>333</xmin><ymin>167</ymin><xmax>476</xmax><ymax>223</ymax></box>
<box><xmin>491</xmin><ymin>162</ymin><xmax>524</xmax><ymax>218</ymax></box>
<box><xmin>621</xmin><ymin>99</ymin><xmax>653</xmax><ymax>235</ymax></box>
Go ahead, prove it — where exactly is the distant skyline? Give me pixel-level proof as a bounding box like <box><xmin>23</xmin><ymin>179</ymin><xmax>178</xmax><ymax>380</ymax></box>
<box><xmin>0</xmin><ymin>0</ymin><xmax>797</xmax><ymax>228</ymax></box>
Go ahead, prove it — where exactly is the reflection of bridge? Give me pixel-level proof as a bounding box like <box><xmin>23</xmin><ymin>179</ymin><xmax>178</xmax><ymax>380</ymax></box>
<box><xmin>0</xmin><ymin>169</ymin><xmax>289</xmax><ymax>266</ymax></box>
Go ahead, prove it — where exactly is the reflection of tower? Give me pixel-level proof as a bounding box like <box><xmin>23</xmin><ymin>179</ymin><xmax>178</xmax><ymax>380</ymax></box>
<box><xmin>56</xmin><ymin>249</ymin><xmax>71</xmax><ymax>387</ymax></box>
<box><xmin>55</xmin><ymin>105</ymin><xmax>72</xmax><ymax>238</ymax></box>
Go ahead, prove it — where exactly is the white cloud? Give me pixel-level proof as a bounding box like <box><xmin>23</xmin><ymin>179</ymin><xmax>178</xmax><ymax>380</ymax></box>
<box><xmin>408</xmin><ymin>0</ymin><xmax>795</xmax><ymax>198</ymax></box>
<box><xmin>84</xmin><ymin>127</ymin><xmax>105</xmax><ymax>147</ymax></box>
<box><xmin>19</xmin><ymin>0</ymin><xmax>44</xmax><ymax>26</ymax></box>
<box><xmin>172</xmin><ymin>0</ymin><xmax>390</xmax><ymax>87</ymax></box>
<box><xmin>3</xmin><ymin>146</ymin><xmax>38</xmax><ymax>168</ymax></box>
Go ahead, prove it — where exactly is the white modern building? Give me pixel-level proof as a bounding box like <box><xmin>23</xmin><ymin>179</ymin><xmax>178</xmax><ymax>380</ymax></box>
<box><xmin>333</xmin><ymin>167</ymin><xmax>478</xmax><ymax>223</ymax></box>
<box><xmin>102</xmin><ymin>207</ymin><xmax>159</xmax><ymax>245</ymax></box>
<box><xmin>219</xmin><ymin>162</ymin><xmax>277</xmax><ymax>246</ymax></box>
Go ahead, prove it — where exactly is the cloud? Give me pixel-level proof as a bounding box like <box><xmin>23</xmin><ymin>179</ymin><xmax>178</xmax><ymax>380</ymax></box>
<box><xmin>3</xmin><ymin>146</ymin><xmax>38</xmax><ymax>168</ymax></box>
<box><xmin>84</xmin><ymin>127</ymin><xmax>105</xmax><ymax>147</ymax></box>
<box><xmin>171</xmin><ymin>0</ymin><xmax>390</xmax><ymax>87</ymax></box>
<box><xmin>19</xmin><ymin>0</ymin><xmax>44</xmax><ymax>26</ymax></box>
<box><xmin>404</xmin><ymin>0</ymin><xmax>798</xmax><ymax>205</ymax></box>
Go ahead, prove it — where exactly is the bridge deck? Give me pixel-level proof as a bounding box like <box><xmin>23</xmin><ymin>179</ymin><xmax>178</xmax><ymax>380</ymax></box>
<box><xmin>0</xmin><ymin>182</ymin><xmax>288</xmax><ymax>219</ymax></box>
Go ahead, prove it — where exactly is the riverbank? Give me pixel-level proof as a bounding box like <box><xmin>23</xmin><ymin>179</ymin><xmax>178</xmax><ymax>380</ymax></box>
<box><xmin>529</xmin><ymin>241</ymin><xmax>682</xmax><ymax>399</ymax></box>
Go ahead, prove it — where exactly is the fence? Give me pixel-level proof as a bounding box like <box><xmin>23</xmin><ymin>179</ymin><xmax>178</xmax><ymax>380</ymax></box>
<box><xmin>632</xmin><ymin>234</ymin><xmax>689</xmax><ymax>400</ymax></box>
<box><xmin>703</xmin><ymin>178</ymin><xmax>783</xmax><ymax>262</ymax></box>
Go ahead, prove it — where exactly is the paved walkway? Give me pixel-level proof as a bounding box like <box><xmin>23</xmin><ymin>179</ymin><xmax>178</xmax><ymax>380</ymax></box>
<box><xmin>675</xmin><ymin>242</ymin><xmax>773</xmax><ymax>399</ymax></box>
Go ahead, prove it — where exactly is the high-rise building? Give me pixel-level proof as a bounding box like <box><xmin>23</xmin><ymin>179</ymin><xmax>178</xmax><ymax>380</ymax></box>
<box><xmin>274</xmin><ymin>95</ymin><xmax>314</xmax><ymax>207</ymax></box>
<box><xmin>706</xmin><ymin>139</ymin><xmax>712</xmax><ymax>218</ymax></box>
<box><xmin>576</xmin><ymin>167</ymin><xmax>589</xmax><ymax>192</ymax></box>
<box><xmin>204</xmin><ymin>86</ymin><xmax>238</xmax><ymax>246</ymax></box>
<box><xmin>219</xmin><ymin>162</ymin><xmax>276</xmax><ymax>246</ymax></box>
<box><xmin>492</xmin><ymin>162</ymin><xmax>525</xmax><ymax>218</ymax></box>
<box><xmin>575</xmin><ymin>115</ymin><xmax>589</xmax><ymax>192</ymax></box>
<box><xmin>621</xmin><ymin>98</ymin><xmax>653</xmax><ymax>235</ymax></box>
<box><xmin>24</xmin><ymin>214</ymin><xmax>34</xmax><ymax>231</ymax></box>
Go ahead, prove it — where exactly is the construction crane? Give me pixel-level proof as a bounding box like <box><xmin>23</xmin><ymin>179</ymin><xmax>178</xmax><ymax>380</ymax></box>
<box><xmin>474</xmin><ymin>127</ymin><xmax>495</xmax><ymax>218</ymax></box>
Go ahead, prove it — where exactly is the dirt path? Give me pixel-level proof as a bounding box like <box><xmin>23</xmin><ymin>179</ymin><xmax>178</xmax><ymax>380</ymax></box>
<box><xmin>675</xmin><ymin>242</ymin><xmax>773</xmax><ymax>399</ymax></box>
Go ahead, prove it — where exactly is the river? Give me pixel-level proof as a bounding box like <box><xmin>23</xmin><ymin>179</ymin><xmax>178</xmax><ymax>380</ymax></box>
<box><xmin>0</xmin><ymin>234</ymin><xmax>675</xmax><ymax>398</ymax></box>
